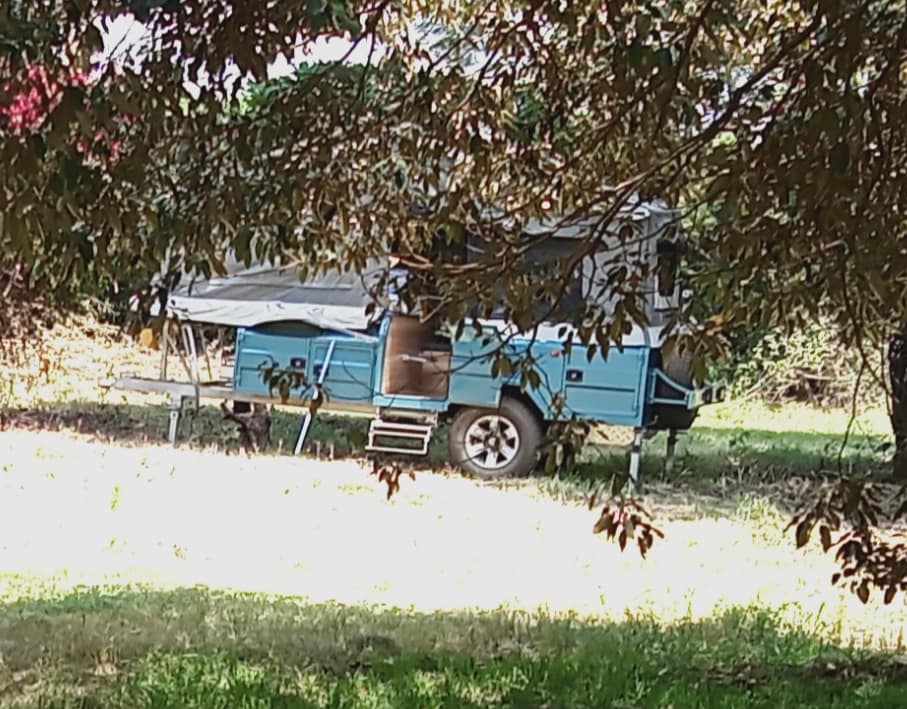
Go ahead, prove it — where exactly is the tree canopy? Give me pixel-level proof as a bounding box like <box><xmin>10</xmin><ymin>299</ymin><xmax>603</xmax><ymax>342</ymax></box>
<box><xmin>3</xmin><ymin>1</ymin><xmax>904</xmax><ymax>341</ymax></box>
<box><xmin>3</xmin><ymin>0</ymin><xmax>907</xmax><ymax>600</ymax></box>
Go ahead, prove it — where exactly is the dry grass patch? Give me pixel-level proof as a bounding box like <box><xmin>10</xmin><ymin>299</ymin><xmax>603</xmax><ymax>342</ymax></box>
<box><xmin>0</xmin><ymin>316</ymin><xmax>166</xmax><ymax>410</ymax></box>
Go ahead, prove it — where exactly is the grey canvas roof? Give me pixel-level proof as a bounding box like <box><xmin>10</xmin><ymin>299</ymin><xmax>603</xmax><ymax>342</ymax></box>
<box><xmin>482</xmin><ymin>197</ymin><xmax>679</xmax><ymax>240</ymax></box>
<box><xmin>162</xmin><ymin>257</ymin><xmax>389</xmax><ymax>330</ymax></box>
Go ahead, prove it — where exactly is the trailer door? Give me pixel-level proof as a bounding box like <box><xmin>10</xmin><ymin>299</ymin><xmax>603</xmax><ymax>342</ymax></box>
<box><xmin>562</xmin><ymin>345</ymin><xmax>650</xmax><ymax>427</ymax></box>
<box><xmin>309</xmin><ymin>336</ymin><xmax>378</xmax><ymax>406</ymax></box>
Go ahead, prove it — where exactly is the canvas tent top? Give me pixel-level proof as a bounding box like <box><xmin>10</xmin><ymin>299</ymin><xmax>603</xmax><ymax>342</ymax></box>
<box><xmin>159</xmin><ymin>258</ymin><xmax>389</xmax><ymax>330</ymax></box>
<box><xmin>479</xmin><ymin>196</ymin><xmax>680</xmax><ymax>240</ymax></box>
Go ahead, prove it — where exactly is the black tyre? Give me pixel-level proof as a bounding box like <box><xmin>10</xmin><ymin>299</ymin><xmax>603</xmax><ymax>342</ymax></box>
<box><xmin>653</xmin><ymin>349</ymin><xmax>698</xmax><ymax>430</ymax></box>
<box><xmin>448</xmin><ymin>397</ymin><xmax>542</xmax><ymax>479</ymax></box>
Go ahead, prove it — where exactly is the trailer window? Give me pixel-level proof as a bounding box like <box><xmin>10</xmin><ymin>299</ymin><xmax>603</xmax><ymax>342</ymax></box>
<box><xmin>655</xmin><ymin>240</ymin><xmax>679</xmax><ymax>310</ymax></box>
<box><xmin>466</xmin><ymin>236</ymin><xmax>585</xmax><ymax>323</ymax></box>
<box><xmin>524</xmin><ymin>240</ymin><xmax>585</xmax><ymax>322</ymax></box>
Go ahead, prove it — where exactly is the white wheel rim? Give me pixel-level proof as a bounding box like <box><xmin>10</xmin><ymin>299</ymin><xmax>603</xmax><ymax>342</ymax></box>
<box><xmin>463</xmin><ymin>414</ymin><xmax>521</xmax><ymax>470</ymax></box>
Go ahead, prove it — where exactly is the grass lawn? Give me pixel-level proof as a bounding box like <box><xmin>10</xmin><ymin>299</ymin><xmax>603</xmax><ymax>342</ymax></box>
<box><xmin>0</xmin><ymin>318</ymin><xmax>905</xmax><ymax>707</ymax></box>
<box><xmin>3</xmin><ymin>584</ymin><xmax>907</xmax><ymax>708</ymax></box>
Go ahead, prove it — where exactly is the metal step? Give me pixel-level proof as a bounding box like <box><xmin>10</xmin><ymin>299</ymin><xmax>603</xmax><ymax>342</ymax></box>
<box><xmin>366</xmin><ymin>417</ymin><xmax>434</xmax><ymax>456</ymax></box>
<box><xmin>376</xmin><ymin>407</ymin><xmax>437</xmax><ymax>424</ymax></box>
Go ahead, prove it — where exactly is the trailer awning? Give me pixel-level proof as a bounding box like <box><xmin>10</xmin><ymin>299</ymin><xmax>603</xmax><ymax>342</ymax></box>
<box><xmin>160</xmin><ymin>258</ymin><xmax>389</xmax><ymax>330</ymax></box>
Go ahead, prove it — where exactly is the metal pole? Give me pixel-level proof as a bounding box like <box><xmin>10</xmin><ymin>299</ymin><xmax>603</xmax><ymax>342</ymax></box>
<box><xmin>181</xmin><ymin>323</ymin><xmax>201</xmax><ymax>384</ymax></box>
<box><xmin>181</xmin><ymin>323</ymin><xmax>201</xmax><ymax>412</ymax></box>
<box><xmin>167</xmin><ymin>393</ymin><xmax>182</xmax><ymax>444</ymax></box>
<box><xmin>294</xmin><ymin>339</ymin><xmax>337</xmax><ymax>455</ymax></box>
<box><xmin>628</xmin><ymin>427</ymin><xmax>645</xmax><ymax>493</ymax></box>
<box><xmin>665</xmin><ymin>428</ymin><xmax>678</xmax><ymax>477</ymax></box>
<box><xmin>160</xmin><ymin>319</ymin><xmax>170</xmax><ymax>380</ymax></box>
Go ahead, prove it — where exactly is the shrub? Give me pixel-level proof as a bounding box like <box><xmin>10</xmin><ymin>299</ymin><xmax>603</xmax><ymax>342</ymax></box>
<box><xmin>713</xmin><ymin>318</ymin><xmax>884</xmax><ymax>409</ymax></box>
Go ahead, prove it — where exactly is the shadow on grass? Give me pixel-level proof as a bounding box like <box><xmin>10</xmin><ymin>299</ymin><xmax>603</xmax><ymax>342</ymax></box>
<box><xmin>0</xmin><ymin>399</ymin><xmax>893</xmax><ymax>496</ymax></box>
<box><xmin>0</xmin><ymin>399</ymin><xmax>451</xmax><ymax>463</ymax></box>
<box><xmin>0</xmin><ymin>584</ymin><xmax>905</xmax><ymax>708</ymax></box>
<box><xmin>574</xmin><ymin>425</ymin><xmax>890</xmax><ymax>489</ymax></box>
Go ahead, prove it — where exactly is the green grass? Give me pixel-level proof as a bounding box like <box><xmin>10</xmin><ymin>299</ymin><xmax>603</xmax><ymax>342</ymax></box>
<box><xmin>1</xmin><ymin>583</ymin><xmax>905</xmax><ymax>708</ymax></box>
<box><xmin>560</xmin><ymin>401</ymin><xmax>891</xmax><ymax>492</ymax></box>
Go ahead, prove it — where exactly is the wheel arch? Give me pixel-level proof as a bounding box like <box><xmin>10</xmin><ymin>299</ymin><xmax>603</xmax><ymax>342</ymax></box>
<box><xmin>443</xmin><ymin>385</ymin><xmax>547</xmax><ymax>424</ymax></box>
<box><xmin>500</xmin><ymin>385</ymin><xmax>547</xmax><ymax>426</ymax></box>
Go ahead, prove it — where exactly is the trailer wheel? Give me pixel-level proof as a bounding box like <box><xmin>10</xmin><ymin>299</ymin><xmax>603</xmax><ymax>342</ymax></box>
<box><xmin>448</xmin><ymin>397</ymin><xmax>542</xmax><ymax>479</ymax></box>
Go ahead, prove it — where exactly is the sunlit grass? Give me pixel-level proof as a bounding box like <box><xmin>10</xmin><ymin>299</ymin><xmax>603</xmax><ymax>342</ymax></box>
<box><xmin>0</xmin><ymin>429</ymin><xmax>904</xmax><ymax>646</ymax></box>
<box><xmin>697</xmin><ymin>399</ymin><xmax>891</xmax><ymax>438</ymax></box>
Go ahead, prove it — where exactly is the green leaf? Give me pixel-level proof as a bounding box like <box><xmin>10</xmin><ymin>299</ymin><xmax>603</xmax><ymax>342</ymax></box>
<box><xmin>331</xmin><ymin>1</ymin><xmax>362</xmax><ymax>35</ymax></box>
<box><xmin>831</xmin><ymin>142</ymin><xmax>850</xmax><ymax>175</ymax></box>
<box><xmin>795</xmin><ymin>520</ymin><xmax>810</xmax><ymax>548</ymax></box>
<box><xmin>498</xmin><ymin>357</ymin><xmax>513</xmax><ymax>376</ymax></box>
<box><xmin>527</xmin><ymin>368</ymin><xmax>541</xmax><ymax>390</ymax></box>
<box><xmin>654</xmin><ymin>47</ymin><xmax>673</xmax><ymax>70</ymax></box>
<box><xmin>628</xmin><ymin>38</ymin><xmax>644</xmax><ymax>68</ymax></box>
<box><xmin>63</xmin><ymin>157</ymin><xmax>85</xmax><ymax>187</ymax></box>
<box><xmin>29</xmin><ymin>133</ymin><xmax>46</xmax><ymax>159</ymax></box>
<box><xmin>819</xmin><ymin>525</ymin><xmax>831</xmax><ymax>551</ymax></box>
<box><xmin>61</xmin><ymin>85</ymin><xmax>86</xmax><ymax>113</ymax></box>
<box><xmin>49</xmin><ymin>172</ymin><xmax>65</xmax><ymax>196</ymax></box>
<box><xmin>234</xmin><ymin>227</ymin><xmax>253</xmax><ymax>266</ymax></box>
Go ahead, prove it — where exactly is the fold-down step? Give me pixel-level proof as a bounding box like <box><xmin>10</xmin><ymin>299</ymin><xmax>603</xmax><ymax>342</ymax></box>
<box><xmin>366</xmin><ymin>418</ymin><xmax>434</xmax><ymax>456</ymax></box>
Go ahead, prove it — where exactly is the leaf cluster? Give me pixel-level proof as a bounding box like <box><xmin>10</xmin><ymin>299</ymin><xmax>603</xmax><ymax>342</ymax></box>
<box><xmin>590</xmin><ymin>493</ymin><xmax>664</xmax><ymax>559</ymax></box>
<box><xmin>370</xmin><ymin>459</ymin><xmax>416</xmax><ymax>501</ymax></box>
<box><xmin>789</xmin><ymin>477</ymin><xmax>907</xmax><ymax>604</ymax></box>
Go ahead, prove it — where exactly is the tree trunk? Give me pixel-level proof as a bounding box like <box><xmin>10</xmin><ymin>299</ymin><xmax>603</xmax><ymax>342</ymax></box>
<box><xmin>888</xmin><ymin>327</ymin><xmax>907</xmax><ymax>481</ymax></box>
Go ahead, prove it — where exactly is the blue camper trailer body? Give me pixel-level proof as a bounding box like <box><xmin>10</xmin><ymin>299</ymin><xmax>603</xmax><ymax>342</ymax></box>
<box><xmin>118</xmin><ymin>198</ymin><xmax>722</xmax><ymax>481</ymax></box>
<box><xmin>229</xmin><ymin>315</ymin><xmax>708</xmax><ymax>430</ymax></box>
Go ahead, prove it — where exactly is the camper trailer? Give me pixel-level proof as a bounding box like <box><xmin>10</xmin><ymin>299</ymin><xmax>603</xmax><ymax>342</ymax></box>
<box><xmin>107</xmin><ymin>199</ymin><xmax>723</xmax><ymax>484</ymax></box>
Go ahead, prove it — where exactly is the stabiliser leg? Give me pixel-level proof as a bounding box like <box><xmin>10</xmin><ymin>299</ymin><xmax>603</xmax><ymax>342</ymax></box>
<box><xmin>294</xmin><ymin>339</ymin><xmax>337</xmax><ymax>456</ymax></box>
<box><xmin>665</xmin><ymin>428</ymin><xmax>678</xmax><ymax>476</ymax></box>
<box><xmin>167</xmin><ymin>393</ymin><xmax>182</xmax><ymax>445</ymax></box>
<box><xmin>628</xmin><ymin>427</ymin><xmax>645</xmax><ymax>493</ymax></box>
